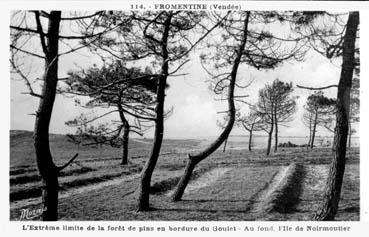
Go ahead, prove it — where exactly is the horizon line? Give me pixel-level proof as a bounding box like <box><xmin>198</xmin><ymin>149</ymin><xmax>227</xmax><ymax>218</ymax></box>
<box><xmin>10</xmin><ymin>129</ymin><xmax>360</xmax><ymax>140</ymax></box>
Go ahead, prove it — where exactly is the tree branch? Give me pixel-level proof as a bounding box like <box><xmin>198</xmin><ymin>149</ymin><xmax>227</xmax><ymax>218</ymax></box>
<box><xmin>60</xmin><ymin>11</ymin><xmax>104</xmax><ymax>21</ymax></box>
<box><xmin>296</xmin><ymin>84</ymin><xmax>338</xmax><ymax>90</ymax></box>
<box><xmin>34</xmin><ymin>11</ymin><xmax>48</xmax><ymax>56</ymax></box>
<box><xmin>58</xmin><ymin>32</ymin><xmax>105</xmax><ymax>40</ymax></box>
<box><xmin>10</xmin><ymin>59</ymin><xmax>43</xmax><ymax>98</ymax></box>
<box><xmin>170</xmin><ymin>11</ymin><xmax>230</xmax><ymax>62</ymax></box>
<box><xmin>10</xmin><ymin>44</ymin><xmax>45</xmax><ymax>59</ymax></box>
<box><xmin>57</xmin><ymin>153</ymin><xmax>79</xmax><ymax>172</ymax></box>
<box><xmin>10</xmin><ymin>25</ymin><xmax>39</xmax><ymax>34</ymax></box>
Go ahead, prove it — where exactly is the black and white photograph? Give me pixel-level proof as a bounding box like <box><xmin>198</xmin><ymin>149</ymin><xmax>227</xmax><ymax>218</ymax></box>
<box><xmin>5</xmin><ymin>2</ymin><xmax>365</xmax><ymax>231</ymax></box>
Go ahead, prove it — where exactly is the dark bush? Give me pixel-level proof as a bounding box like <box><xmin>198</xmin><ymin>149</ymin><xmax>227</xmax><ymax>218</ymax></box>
<box><xmin>278</xmin><ymin>141</ymin><xmax>298</xmax><ymax>147</ymax></box>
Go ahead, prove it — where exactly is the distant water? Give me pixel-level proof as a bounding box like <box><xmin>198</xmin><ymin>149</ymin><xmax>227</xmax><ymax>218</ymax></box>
<box><xmin>199</xmin><ymin>135</ymin><xmax>360</xmax><ymax>149</ymax></box>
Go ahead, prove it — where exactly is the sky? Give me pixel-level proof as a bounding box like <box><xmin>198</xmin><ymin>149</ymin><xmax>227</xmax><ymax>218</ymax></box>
<box><xmin>9</xmin><ymin>11</ymin><xmax>359</xmax><ymax>139</ymax></box>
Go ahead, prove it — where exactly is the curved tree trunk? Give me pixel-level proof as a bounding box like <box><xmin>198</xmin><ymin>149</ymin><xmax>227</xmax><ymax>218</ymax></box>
<box><xmin>314</xmin><ymin>11</ymin><xmax>359</xmax><ymax>221</ymax></box>
<box><xmin>170</xmin><ymin>157</ymin><xmax>198</xmax><ymax>201</ymax></box>
<box><xmin>137</xmin><ymin>14</ymin><xmax>171</xmax><ymax>211</ymax></box>
<box><xmin>171</xmin><ymin>12</ymin><xmax>251</xmax><ymax>202</ymax></box>
<box><xmin>33</xmin><ymin>11</ymin><xmax>61</xmax><ymax>221</ymax></box>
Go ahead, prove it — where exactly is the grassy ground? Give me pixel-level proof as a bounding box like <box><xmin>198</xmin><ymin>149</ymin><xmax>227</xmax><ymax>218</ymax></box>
<box><xmin>9</xmin><ymin>130</ymin><xmax>360</xmax><ymax>221</ymax></box>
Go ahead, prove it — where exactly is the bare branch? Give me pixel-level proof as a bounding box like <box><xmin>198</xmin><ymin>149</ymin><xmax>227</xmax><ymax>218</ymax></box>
<box><xmin>297</xmin><ymin>84</ymin><xmax>338</xmax><ymax>90</ymax></box>
<box><xmin>168</xmin><ymin>59</ymin><xmax>190</xmax><ymax>75</ymax></box>
<box><xmin>60</xmin><ymin>11</ymin><xmax>104</xmax><ymax>21</ymax></box>
<box><xmin>10</xmin><ymin>59</ymin><xmax>43</xmax><ymax>98</ymax></box>
<box><xmin>217</xmin><ymin>110</ymin><xmax>229</xmax><ymax>114</ymax></box>
<box><xmin>20</xmin><ymin>92</ymin><xmax>43</xmax><ymax>98</ymax></box>
<box><xmin>67</xmin><ymin>110</ymin><xmax>118</xmax><ymax>126</ymax></box>
<box><xmin>34</xmin><ymin>11</ymin><xmax>48</xmax><ymax>56</ymax></box>
<box><xmin>10</xmin><ymin>45</ymin><xmax>45</xmax><ymax>59</ymax></box>
<box><xmin>234</xmin><ymin>95</ymin><xmax>249</xmax><ymax>98</ymax></box>
<box><xmin>10</xmin><ymin>25</ymin><xmax>38</xmax><ymax>34</ymax></box>
<box><xmin>57</xmin><ymin>153</ymin><xmax>79</xmax><ymax>172</ymax></box>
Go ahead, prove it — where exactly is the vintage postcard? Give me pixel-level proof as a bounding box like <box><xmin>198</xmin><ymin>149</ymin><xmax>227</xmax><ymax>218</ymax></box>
<box><xmin>2</xmin><ymin>0</ymin><xmax>369</xmax><ymax>236</ymax></box>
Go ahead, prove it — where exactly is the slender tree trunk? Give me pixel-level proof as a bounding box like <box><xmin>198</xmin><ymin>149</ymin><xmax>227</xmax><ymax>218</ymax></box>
<box><xmin>307</xmin><ymin>117</ymin><xmax>312</xmax><ymax>149</ymax></box>
<box><xmin>117</xmin><ymin>102</ymin><xmax>130</xmax><ymax>165</ymax></box>
<box><xmin>137</xmin><ymin>14</ymin><xmax>171</xmax><ymax>211</ymax></box>
<box><xmin>222</xmin><ymin>137</ymin><xmax>228</xmax><ymax>152</ymax></box>
<box><xmin>274</xmin><ymin>113</ymin><xmax>278</xmax><ymax>152</ymax></box>
<box><xmin>266</xmin><ymin>120</ymin><xmax>274</xmax><ymax>156</ymax></box>
<box><xmin>348</xmin><ymin>121</ymin><xmax>352</xmax><ymax>148</ymax></box>
<box><xmin>310</xmin><ymin>110</ymin><xmax>318</xmax><ymax>149</ymax></box>
<box><xmin>121</xmin><ymin>123</ymin><xmax>129</xmax><ymax>165</ymax></box>
<box><xmin>248</xmin><ymin>129</ymin><xmax>253</xmax><ymax>151</ymax></box>
<box><xmin>315</xmin><ymin>11</ymin><xmax>359</xmax><ymax>221</ymax></box>
<box><xmin>33</xmin><ymin>11</ymin><xmax>61</xmax><ymax>221</ymax></box>
<box><xmin>172</xmin><ymin>12</ymin><xmax>251</xmax><ymax>202</ymax></box>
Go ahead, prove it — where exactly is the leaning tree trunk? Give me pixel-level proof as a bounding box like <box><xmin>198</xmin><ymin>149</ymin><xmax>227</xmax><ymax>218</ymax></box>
<box><xmin>33</xmin><ymin>11</ymin><xmax>61</xmax><ymax>221</ymax></box>
<box><xmin>314</xmin><ymin>11</ymin><xmax>359</xmax><ymax>221</ymax></box>
<box><xmin>310</xmin><ymin>110</ymin><xmax>318</xmax><ymax>149</ymax></box>
<box><xmin>137</xmin><ymin>14</ymin><xmax>171</xmax><ymax>211</ymax></box>
<box><xmin>171</xmin><ymin>12</ymin><xmax>251</xmax><ymax>202</ymax></box>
